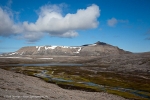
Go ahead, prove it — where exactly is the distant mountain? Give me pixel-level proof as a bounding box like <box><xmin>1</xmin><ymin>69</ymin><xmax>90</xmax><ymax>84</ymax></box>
<box><xmin>2</xmin><ymin>41</ymin><xmax>131</xmax><ymax>56</ymax></box>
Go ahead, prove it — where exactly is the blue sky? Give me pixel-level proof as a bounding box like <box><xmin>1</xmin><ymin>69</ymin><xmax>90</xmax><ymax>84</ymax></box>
<box><xmin>0</xmin><ymin>0</ymin><xmax>150</xmax><ymax>53</ymax></box>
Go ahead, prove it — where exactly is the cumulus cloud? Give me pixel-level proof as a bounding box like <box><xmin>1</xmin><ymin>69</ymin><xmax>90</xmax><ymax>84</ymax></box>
<box><xmin>22</xmin><ymin>32</ymin><xmax>44</xmax><ymax>42</ymax></box>
<box><xmin>23</xmin><ymin>4</ymin><xmax>100</xmax><ymax>38</ymax></box>
<box><xmin>0</xmin><ymin>4</ymin><xmax>100</xmax><ymax>42</ymax></box>
<box><xmin>107</xmin><ymin>17</ymin><xmax>128</xmax><ymax>27</ymax></box>
<box><xmin>0</xmin><ymin>7</ymin><xmax>22</xmax><ymax>36</ymax></box>
<box><xmin>107</xmin><ymin>18</ymin><xmax>118</xmax><ymax>27</ymax></box>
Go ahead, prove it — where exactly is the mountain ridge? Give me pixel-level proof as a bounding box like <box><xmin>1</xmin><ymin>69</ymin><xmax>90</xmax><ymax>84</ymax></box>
<box><xmin>2</xmin><ymin>41</ymin><xmax>131</xmax><ymax>56</ymax></box>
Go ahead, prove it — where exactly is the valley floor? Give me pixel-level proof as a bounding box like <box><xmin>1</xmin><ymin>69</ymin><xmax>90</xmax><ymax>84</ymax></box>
<box><xmin>0</xmin><ymin>68</ymin><xmax>127</xmax><ymax>100</ymax></box>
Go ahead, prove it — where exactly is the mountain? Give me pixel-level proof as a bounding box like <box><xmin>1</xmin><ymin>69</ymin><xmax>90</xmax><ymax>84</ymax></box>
<box><xmin>2</xmin><ymin>41</ymin><xmax>131</xmax><ymax>56</ymax></box>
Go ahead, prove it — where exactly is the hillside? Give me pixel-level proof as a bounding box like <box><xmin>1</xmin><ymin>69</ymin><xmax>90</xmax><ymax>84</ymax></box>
<box><xmin>2</xmin><ymin>41</ymin><xmax>130</xmax><ymax>56</ymax></box>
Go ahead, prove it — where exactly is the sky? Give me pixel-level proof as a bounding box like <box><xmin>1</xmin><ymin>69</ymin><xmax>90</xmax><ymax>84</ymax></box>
<box><xmin>0</xmin><ymin>0</ymin><xmax>150</xmax><ymax>53</ymax></box>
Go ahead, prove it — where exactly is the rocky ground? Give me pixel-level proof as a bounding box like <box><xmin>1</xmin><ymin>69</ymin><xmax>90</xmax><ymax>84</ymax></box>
<box><xmin>0</xmin><ymin>52</ymin><xmax>150</xmax><ymax>100</ymax></box>
<box><xmin>0</xmin><ymin>68</ymin><xmax>128</xmax><ymax>100</ymax></box>
<box><xmin>0</xmin><ymin>52</ymin><xmax>150</xmax><ymax>73</ymax></box>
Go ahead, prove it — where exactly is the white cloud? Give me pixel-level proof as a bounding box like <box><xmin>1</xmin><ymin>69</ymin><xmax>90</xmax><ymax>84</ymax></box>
<box><xmin>0</xmin><ymin>7</ymin><xmax>22</xmax><ymax>36</ymax></box>
<box><xmin>107</xmin><ymin>18</ymin><xmax>118</xmax><ymax>27</ymax></box>
<box><xmin>23</xmin><ymin>4</ymin><xmax>100</xmax><ymax>39</ymax></box>
<box><xmin>49</xmin><ymin>30</ymin><xmax>78</xmax><ymax>38</ymax></box>
<box><xmin>22</xmin><ymin>32</ymin><xmax>44</xmax><ymax>42</ymax></box>
<box><xmin>0</xmin><ymin>4</ymin><xmax>100</xmax><ymax>42</ymax></box>
<box><xmin>107</xmin><ymin>18</ymin><xmax>128</xmax><ymax>27</ymax></box>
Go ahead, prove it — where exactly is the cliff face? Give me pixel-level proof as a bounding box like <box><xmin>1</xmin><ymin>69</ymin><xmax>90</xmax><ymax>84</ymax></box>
<box><xmin>5</xmin><ymin>41</ymin><xmax>130</xmax><ymax>56</ymax></box>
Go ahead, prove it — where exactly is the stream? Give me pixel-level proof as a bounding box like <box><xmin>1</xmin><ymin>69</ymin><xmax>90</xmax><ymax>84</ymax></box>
<box><xmin>34</xmin><ymin>70</ymin><xmax>150</xmax><ymax>99</ymax></box>
<box><xmin>8</xmin><ymin>63</ymin><xmax>83</xmax><ymax>67</ymax></box>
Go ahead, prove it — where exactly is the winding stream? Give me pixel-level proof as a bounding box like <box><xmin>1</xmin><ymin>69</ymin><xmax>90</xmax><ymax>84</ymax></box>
<box><xmin>8</xmin><ymin>63</ymin><xmax>83</xmax><ymax>67</ymax></box>
<box><xmin>34</xmin><ymin>70</ymin><xmax>150</xmax><ymax>99</ymax></box>
<box><xmin>6</xmin><ymin>63</ymin><xmax>150</xmax><ymax>99</ymax></box>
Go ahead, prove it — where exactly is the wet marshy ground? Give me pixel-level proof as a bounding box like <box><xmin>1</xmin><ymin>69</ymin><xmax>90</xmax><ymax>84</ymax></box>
<box><xmin>1</xmin><ymin>65</ymin><xmax>150</xmax><ymax>100</ymax></box>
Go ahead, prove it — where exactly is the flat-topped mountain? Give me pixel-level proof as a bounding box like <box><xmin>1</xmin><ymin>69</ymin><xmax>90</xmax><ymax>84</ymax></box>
<box><xmin>3</xmin><ymin>41</ymin><xmax>131</xmax><ymax>56</ymax></box>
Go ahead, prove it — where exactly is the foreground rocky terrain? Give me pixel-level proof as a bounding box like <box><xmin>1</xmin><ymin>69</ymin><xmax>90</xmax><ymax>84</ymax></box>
<box><xmin>0</xmin><ymin>68</ymin><xmax>128</xmax><ymax>100</ymax></box>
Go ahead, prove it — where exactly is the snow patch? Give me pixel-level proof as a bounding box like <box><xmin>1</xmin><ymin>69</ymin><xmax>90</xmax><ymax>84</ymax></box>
<box><xmin>37</xmin><ymin>58</ymin><xmax>53</xmax><ymax>59</ymax></box>
<box><xmin>60</xmin><ymin>46</ymin><xmax>67</xmax><ymax>48</ymax></box>
<box><xmin>88</xmin><ymin>44</ymin><xmax>97</xmax><ymax>46</ymax></box>
<box><xmin>21</xmin><ymin>57</ymin><xmax>32</xmax><ymax>59</ymax></box>
<box><xmin>35</xmin><ymin>45</ymin><xmax>82</xmax><ymax>53</ymax></box>
<box><xmin>0</xmin><ymin>57</ymin><xmax>32</xmax><ymax>59</ymax></box>
<box><xmin>37</xmin><ymin>46</ymin><xmax>44</xmax><ymax>51</ymax></box>
<box><xmin>78</xmin><ymin>47</ymin><xmax>82</xmax><ymax>52</ymax></box>
<box><xmin>45</xmin><ymin>46</ymin><xmax>57</xmax><ymax>50</ymax></box>
<box><xmin>36</xmin><ymin>45</ymin><xmax>59</xmax><ymax>51</ymax></box>
<box><xmin>73</xmin><ymin>47</ymin><xmax>82</xmax><ymax>53</ymax></box>
<box><xmin>8</xmin><ymin>52</ymin><xmax>18</xmax><ymax>55</ymax></box>
<box><xmin>68</xmin><ymin>46</ymin><xmax>81</xmax><ymax>49</ymax></box>
<box><xmin>20</xmin><ymin>52</ymin><xmax>24</xmax><ymax>55</ymax></box>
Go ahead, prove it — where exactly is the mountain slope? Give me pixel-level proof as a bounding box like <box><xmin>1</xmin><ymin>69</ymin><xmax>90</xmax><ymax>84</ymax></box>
<box><xmin>3</xmin><ymin>41</ymin><xmax>131</xmax><ymax>56</ymax></box>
